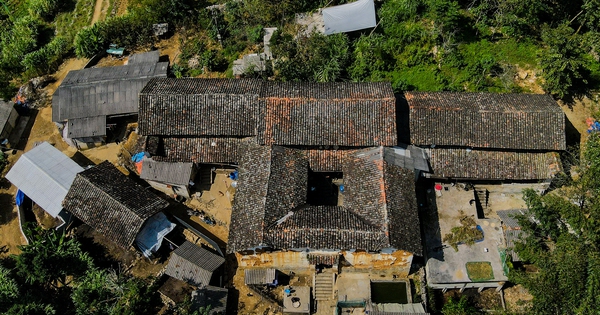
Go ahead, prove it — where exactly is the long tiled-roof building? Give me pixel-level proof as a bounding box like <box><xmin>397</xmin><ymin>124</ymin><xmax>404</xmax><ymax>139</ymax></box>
<box><xmin>139</xmin><ymin>78</ymin><xmax>261</xmax><ymax>164</ymax></box>
<box><xmin>406</xmin><ymin>92</ymin><xmax>565</xmax><ymax>180</ymax></box>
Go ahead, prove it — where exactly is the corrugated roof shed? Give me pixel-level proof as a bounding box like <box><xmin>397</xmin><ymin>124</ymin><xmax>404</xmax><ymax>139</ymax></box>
<box><xmin>427</xmin><ymin>148</ymin><xmax>562</xmax><ymax>180</ymax></box>
<box><xmin>138</xmin><ymin>78</ymin><xmax>261</xmax><ymax>136</ymax></box>
<box><xmin>259</xmin><ymin>81</ymin><xmax>397</xmax><ymax>146</ymax></box>
<box><xmin>191</xmin><ymin>286</ymin><xmax>228</xmax><ymax>315</ymax></box>
<box><xmin>140</xmin><ymin>159</ymin><xmax>194</xmax><ymax>185</ymax></box>
<box><xmin>150</xmin><ymin>136</ymin><xmax>245</xmax><ymax>164</ymax></box>
<box><xmin>497</xmin><ymin>209</ymin><xmax>529</xmax><ymax>229</ymax></box>
<box><xmin>228</xmin><ymin>145</ymin><xmax>422</xmax><ymax>254</ymax></box>
<box><xmin>66</xmin><ymin>116</ymin><xmax>106</xmax><ymax>138</ymax></box>
<box><xmin>52</xmin><ymin>61</ymin><xmax>168</xmax><ymax>122</ymax></box>
<box><xmin>63</xmin><ymin>161</ymin><xmax>169</xmax><ymax>248</ymax></box>
<box><xmin>127</xmin><ymin>51</ymin><xmax>160</xmax><ymax>65</ymax></box>
<box><xmin>6</xmin><ymin>142</ymin><xmax>84</xmax><ymax>218</ymax></box>
<box><xmin>244</xmin><ymin>269</ymin><xmax>277</xmax><ymax>285</ymax></box>
<box><xmin>165</xmin><ymin>241</ymin><xmax>225</xmax><ymax>287</ymax></box>
<box><xmin>406</xmin><ymin>92</ymin><xmax>566</xmax><ymax>150</ymax></box>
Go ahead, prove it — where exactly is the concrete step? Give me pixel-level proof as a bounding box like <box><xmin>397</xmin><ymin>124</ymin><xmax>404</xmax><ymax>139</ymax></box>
<box><xmin>314</xmin><ymin>273</ymin><xmax>335</xmax><ymax>301</ymax></box>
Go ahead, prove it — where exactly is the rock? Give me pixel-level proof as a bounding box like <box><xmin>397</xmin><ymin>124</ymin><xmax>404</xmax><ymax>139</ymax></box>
<box><xmin>517</xmin><ymin>70</ymin><xmax>528</xmax><ymax>80</ymax></box>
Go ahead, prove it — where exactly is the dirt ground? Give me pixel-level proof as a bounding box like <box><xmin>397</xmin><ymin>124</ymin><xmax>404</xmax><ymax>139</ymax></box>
<box><xmin>559</xmin><ymin>95</ymin><xmax>599</xmax><ymax>146</ymax></box>
<box><xmin>92</xmin><ymin>0</ymin><xmax>109</xmax><ymax>24</ymax></box>
<box><xmin>503</xmin><ymin>284</ymin><xmax>533</xmax><ymax>313</ymax></box>
<box><xmin>186</xmin><ymin>171</ymin><xmax>235</xmax><ymax>243</ymax></box>
<box><xmin>155</xmin><ymin>33</ymin><xmax>182</xmax><ymax>65</ymax></box>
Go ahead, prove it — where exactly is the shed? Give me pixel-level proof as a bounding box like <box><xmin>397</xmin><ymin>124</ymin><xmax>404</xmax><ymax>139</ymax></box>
<box><xmin>165</xmin><ymin>241</ymin><xmax>225</xmax><ymax>287</ymax></box>
<box><xmin>244</xmin><ymin>269</ymin><xmax>278</xmax><ymax>285</ymax></box>
<box><xmin>0</xmin><ymin>100</ymin><xmax>18</xmax><ymax>144</ymax></box>
<box><xmin>52</xmin><ymin>52</ymin><xmax>168</xmax><ymax>139</ymax></box>
<box><xmin>6</xmin><ymin>142</ymin><xmax>84</xmax><ymax>218</ymax></box>
<box><xmin>62</xmin><ymin>161</ymin><xmax>169</xmax><ymax>248</ymax></box>
<box><xmin>191</xmin><ymin>286</ymin><xmax>228</xmax><ymax>315</ymax></box>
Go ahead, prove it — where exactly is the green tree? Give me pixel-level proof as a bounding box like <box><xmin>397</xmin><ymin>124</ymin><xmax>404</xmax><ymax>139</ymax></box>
<box><xmin>14</xmin><ymin>226</ymin><xmax>93</xmax><ymax>288</ymax></box>
<box><xmin>512</xmin><ymin>132</ymin><xmax>600</xmax><ymax>314</ymax></box>
<box><xmin>441</xmin><ymin>296</ymin><xmax>481</xmax><ymax>315</ymax></box>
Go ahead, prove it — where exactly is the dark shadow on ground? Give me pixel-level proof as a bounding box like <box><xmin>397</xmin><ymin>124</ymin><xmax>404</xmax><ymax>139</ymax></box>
<box><xmin>0</xmin><ymin>193</ymin><xmax>16</xmax><ymax>225</ymax></box>
<box><xmin>418</xmin><ymin>180</ymin><xmax>445</xmax><ymax>262</ymax></box>
<box><xmin>395</xmin><ymin>93</ymin><xmax>411</xmax><ymax>145</ymax></box>
<box><xmin>70</xmin><ymin>151</ymin><xmax>96</xmax><ymax>167</ymax></box>
<box><xmin>15</xmin><ymin>109</ymin><xmax>38</xmax><ymax>150</ymax></box>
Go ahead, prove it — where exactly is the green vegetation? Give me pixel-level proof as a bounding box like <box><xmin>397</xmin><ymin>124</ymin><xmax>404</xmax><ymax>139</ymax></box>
<box><xmin>441</xmin><ymin>296</ymin><xmax>481</xmax><ymax>315</ymax></box>
<box><xmin>0</xmin><ymin>226</ymin><xmax>162</xmax><ymax>314</ymax></box>
<box><xmin>465</xmin><ymin>262</ymin><xmax>494</xmax><ymax>282</ymax></box>
<box><xmin>442</xmin><ymin>213</ymin><xmax>484</xmax><ymax>251</ymax></box>
<box><xmin>510</xmin><ymin>132</ymin><xmax>600</xmax><ymax>314</ymax></box>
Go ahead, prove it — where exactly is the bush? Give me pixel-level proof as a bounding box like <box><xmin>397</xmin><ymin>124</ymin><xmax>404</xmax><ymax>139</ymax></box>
<box><xmin>28</xmin><ymin>0</ymin><xmax>62</xmax><ymax>20</ymax></box>
<box><xmin>22</xmin><ymin>36</ymin><xmax>69</xmax><ymax>77</ymax></box>
<box><xmin>74</xmin><ymin>24</ymin><xmax>106</xmax><ymax>58</ymax></box>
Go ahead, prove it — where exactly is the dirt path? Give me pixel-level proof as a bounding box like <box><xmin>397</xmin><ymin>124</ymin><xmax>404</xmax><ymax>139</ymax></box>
<box><xmin>91</xmin><ymin>0</ymin><xmax>108</xmax><ymax>24</ymax></box>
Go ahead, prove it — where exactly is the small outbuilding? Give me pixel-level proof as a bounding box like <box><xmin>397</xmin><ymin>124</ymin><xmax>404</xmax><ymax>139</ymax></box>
<box><xmin>140</xmin><ymin>159</ymin><xmax>196</xmax><ymax>198</ymax></box>
<box><xmin>6</xmin><ymin>142</ymin><xmax>83</xmax><ymax>227</ymax></box>
<box><xmin>165</xmin><ymin>241</ymin><xmax>225</xmax><ymax>287</ymax></box>
<box><xmin>244</xmin><ymin>269</ymin><xmax>278</xmax><ymax>286</ymax></box>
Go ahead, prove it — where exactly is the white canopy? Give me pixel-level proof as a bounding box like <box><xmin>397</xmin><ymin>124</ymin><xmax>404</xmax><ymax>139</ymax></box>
<box><xmin>322</xmin><ymin>0</ymin><xmax>377</xmax><ymax>35</ymax></box>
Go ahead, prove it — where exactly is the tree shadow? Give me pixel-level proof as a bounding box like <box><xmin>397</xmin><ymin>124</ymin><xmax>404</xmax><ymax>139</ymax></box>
<box><xmin>0</xmin><ymin>193</ymin><xmax>16</xmax><ymax>225</ymax></box>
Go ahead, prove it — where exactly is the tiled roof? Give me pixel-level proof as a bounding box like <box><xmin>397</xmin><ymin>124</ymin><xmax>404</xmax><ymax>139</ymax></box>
<box><xmin>138</xmin><ymin>78</ymin><xmax>261</xmax><ymax>136</ymax></box>
<box><xmin>151</xmin><ymin>137</ymin><xmax>245</xmax><ymax>164</ymax></box>
<box><xmin>228</xmin><ymin>146</ymin><xmax>422</xmax><ymax>254</ymax></box>
<box><xmin>306</xmin><ymin>149</ymin><xmax>355</xmax><ymax>172</ymax></box>
<box><xmin>52</xmin><ymin>61</ymin><xmax>168</xmax><ymax>122</ymax></box>
<box><xmin>140</xmin><ymin>159</ymin><xmax>194</xmax><ymax>185</ymax></box>
<box><xmin>165</xmin><ymin>241</ymin><xmax>225</xmax><ymax>287</ymax></box>
<box><xmin>63</xmin><ymin>161</ymin><xmax>169</xmax><ymax>248</ymax></box>
<box><xmin>265</xmin><ymin>206</ymin><xmax>387</xmax><ymax>250</ymax></box>
<box><xmin>427</xmin><ymin>148</ymin><xmax>562</xmax><ymax>180</ymax></box>
<box><xmin>407</xmin><ymin>92</ymin><xmax>566</xmax><ymax>150</ymax></box>
<box><xmin>259</xmin><ymin>81</ymin><xmax>397</xmax><ymax>146</ymax></box>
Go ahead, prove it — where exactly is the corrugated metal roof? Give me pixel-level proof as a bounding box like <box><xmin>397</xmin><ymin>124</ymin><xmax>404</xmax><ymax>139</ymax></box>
<box><xmin>407</xmin><ymin>92</ymin><xmax>566</xmax><ymax>150</ymax></box>
<box><xmin>127</xmin><ymin>51</ymin><xmax>160</xmax><ymax>65</ymax></box>
<box><xmin>244</xmin><ymin>269</ymin><xmax>277</xmax><ymax>285</ymax></box>
<box><xmin>63</xmin><ymin>161</ymin><xmax>169</xmax><ymax>248</ymax></box>
<box><xmin>427</xmin><ymin>148</ymin><xmax>562</xmax><ymax>180</ymax></box>
<box><xmin>52</xmin><ymin>62</ymin><xmax>168</xmax><ymax>121</ymax></box>
<box><xmin>497</xmin><ymin>209</ymin><xmax>529</xmax><ymax>228</ymax></box>
<box><xmin>66</xmin><ymin>116</ymin><xmax>106</xmax><ymax>138</ymax></box>
<box><xmin>6</xmin><ymin>142</ymin><xmax>84</xmax><ymax>217</ymax></box>
<box><xmin>165</xmin><ymin>241</ymin><xmax>225</xmax><ymax>287</ymax></box>
<box><xmin>504</xmin><ymin>229</ymin><xmax>525</xmax><ymax>261</ymax></box>
<box><xmin>140</xmin><ymin>159</ymin><xmax>194</xmax><ymax>185</ymax></box>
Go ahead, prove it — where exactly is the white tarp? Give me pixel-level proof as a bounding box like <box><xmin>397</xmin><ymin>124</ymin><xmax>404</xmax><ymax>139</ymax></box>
<box><xmin>322</xmin><ymin>0</ymin><xmax>377</xmax><ymax>35</ymax></box>
<box><xmin>135</xmin><ymin>212</ymin><xmax>176</xmax><ymax>258</ymax></box>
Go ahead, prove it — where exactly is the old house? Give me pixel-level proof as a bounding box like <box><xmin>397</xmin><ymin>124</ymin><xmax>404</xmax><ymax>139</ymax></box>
<box><xmin>139</xmin><ymin>78</ymin><xmax>262</xmax><ymax>164</ymax></box>
<box><xmin>407</xmin><ymin>92</ymin><xmax>567</xmax><ymax>292</ymax></box>
<box><xmin>407</xmin><ymin>92</ymin><xmax>565</xmax><ymax>181</ymax></box>
<box><xmin>6</xmin><ymin>142</ymin><xmax>84</xmax><ymax>228</ymax></box>
<box><xmin>63</xmin><ymin>161</ymin><xmax>172</xmax><ymax>251</ymax></box>
<box><xmin>52</xmin><ymin>51</ymin><xmax>168</xmax><ymax>148</ymax></box>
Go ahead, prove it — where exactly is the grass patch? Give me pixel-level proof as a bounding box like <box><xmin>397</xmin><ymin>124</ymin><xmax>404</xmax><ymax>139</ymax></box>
<box><xmin>466</xmin><ymin>261</ymin><xmax>494</xmax><ymax>282</ymax></box>
<box><xmin>54</xmin><ymin>0</ymin><xmax>96</xmax><ymax>42</ymax></box>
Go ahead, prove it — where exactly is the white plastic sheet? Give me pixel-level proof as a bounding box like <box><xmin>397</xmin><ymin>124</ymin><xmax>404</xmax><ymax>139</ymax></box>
<box><xmin>322</xmin><ymin>0</ymin><xmax>377</xmax><ymax>35</ymax></box>
<box><xmin>135</xmin><ymin>212</ymin><xmax>176</xmax><ymax>258</ymax></box>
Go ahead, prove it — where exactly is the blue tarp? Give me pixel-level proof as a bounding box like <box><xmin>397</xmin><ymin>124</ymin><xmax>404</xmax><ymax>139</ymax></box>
<box><xmin>15</xmin><ymin>190</ymin><xmax>24</xmax><ymax>206</ymax></box>
<box><xmin>135</xmin><ymin>212</ymin><xmax>176</xmax><ymax>258</ymax></box>
<box><xmin>131</xmin><ymin>152</ymin><xmax>145</xmax><ymax>163</ymax></box>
